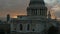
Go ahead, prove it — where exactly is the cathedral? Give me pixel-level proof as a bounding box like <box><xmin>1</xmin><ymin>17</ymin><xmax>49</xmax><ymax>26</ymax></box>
<box><xmin>10</xmin><ymin>0</ymin><xmax>59</xmax><ymax>34</ymax></box>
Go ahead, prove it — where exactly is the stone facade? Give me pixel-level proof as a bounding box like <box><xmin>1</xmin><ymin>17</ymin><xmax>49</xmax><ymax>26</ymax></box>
<box><xmin>27</xmin><ymin>0</ymin><xmax>47</xmax><ymax>17</ymax></box>
<box><xmin>10</xmin><ymin>0</ymin><xmax>58</xmax><ymax>34</ymax></box>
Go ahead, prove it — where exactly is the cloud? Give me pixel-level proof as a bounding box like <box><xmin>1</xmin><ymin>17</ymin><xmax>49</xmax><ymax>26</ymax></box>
<box><xmin>0</xmin><ymin>0</ymin><xmax>60</xmax><ymax>19</ymax></box>
<box><xmin>51</xmin><ymin>5</ymin><xmax>60</xmax><ymax>12</ymax></box>
<box><xmin>52</xmin><ymin>4</ymin><xmax>60</xmax><ymax>18</ymax></box>
<box><xmin>0</xmin><ymin>0</ymin><xmax>29</xmax><ymax>17</ymax></box>
<box><xmin>44</xmin><ymin>0</ymin><xmax>56</xmax><ymax>3</ymax></box>
<box><xmin>45</xmin><ymin>0</ymin><xmax>60</xmax><ymax>19</ymax></box>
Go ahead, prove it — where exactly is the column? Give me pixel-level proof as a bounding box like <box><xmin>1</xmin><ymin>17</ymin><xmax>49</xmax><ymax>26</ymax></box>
<box><xmin>26</xmin><ymin>24</ymin><xmax>28</xmax><ymax>32</ymax></box>
<box><xmin>32</xmin><ymin>9</ymin><xmax>34</xmax><ymax>16</ymax></box>
<box><xmin>16</xmin><ymin>24</ymin><xmax>20</xmax><ymax>32</ymax></box>
<box><xmin>23</xmin><ymin>24</ymin><xmax>27</xmax><ymax>32</ymax></box>
<box><xmin>38</xmin><ymin>10</ymin><xmax>39</xmax><ymax>16</ymax></box>
<box><xmin>40</xmin><ymin>9</ymin><xmax>41</xmax><ymax>16</ymax></box>
<box><xmin>36</xmin><ymin>9</ymin><xmax>37</xmax><ymax>16</ymax></box>
<box><xmin>41</xmin><ymin>10</ymin><xmax>42</xmax><ymax>16</ymax></box>
<box><xmin>39</xmin><ymin>10</ymin><xmax>40</xmax><ymax>16</ymax></box>
<box><xmin>37</xmin><ymin>10</ymin><xmax>38</xmax><ymax>15</ymax></box>
<box><xmin>33</xmin><ymin>10</ymin><xmax>35</xmax><ymax>16</ymax></box>
<box><xmin>35</xmin><ymin>9</ymin><xmax>37</xmax><ymax>16</ymax></box>
<box><xmin>38</xmin><ymin>9</ymin><xmax>40</xmax><ymax>16</ymax></box>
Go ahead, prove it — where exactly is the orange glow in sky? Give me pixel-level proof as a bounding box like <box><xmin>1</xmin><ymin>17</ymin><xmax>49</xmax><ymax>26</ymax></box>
<box><xmin>12</xmin><ymin>16</ymin><xmax>17</xmax><ymax>18</ymax></box>
<box><xmin>11</xmin><ymin>13</ymin><xmax>27</xmax><ymax>18</ymax></box>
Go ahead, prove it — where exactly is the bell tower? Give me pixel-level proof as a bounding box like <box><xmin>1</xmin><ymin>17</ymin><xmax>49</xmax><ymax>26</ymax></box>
<box><xmin>27</xmin><ymin>0</ymin><xmax>47</xmax><ymax>18</ymax></box>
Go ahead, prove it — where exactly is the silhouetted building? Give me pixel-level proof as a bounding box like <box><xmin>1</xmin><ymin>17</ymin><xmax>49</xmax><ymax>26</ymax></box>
<box><xmin>27</xmin><ymin>0</ymin><xmax>47</xmax><ymax>17</ymax></box>
<box><xmin>7</xmin><ymin>14</ymin><xmax>10</xmax><ymax>22</ymax></box>
<box><xmin>11</xmin><ymin>0</ymin><xmax>48</xmax><ymax>34</ymax></box>
<box><xmin>10</xmin><ymin>0</ymin><xmax>59</xmax><ymax>34</ymax></box>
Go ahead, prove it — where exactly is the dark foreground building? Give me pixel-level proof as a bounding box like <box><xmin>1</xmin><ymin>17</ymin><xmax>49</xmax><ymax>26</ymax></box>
<box><xmin>0</xmin><ymin>24</ymin><xmax>10</xmax><ymax>34</ymax></box>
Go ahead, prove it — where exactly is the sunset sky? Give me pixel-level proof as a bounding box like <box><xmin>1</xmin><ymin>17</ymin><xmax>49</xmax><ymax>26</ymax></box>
<box><xmin>0</xmin><ymin>0</ymin><xmax>60</xmax><ymax>19</ymax></box>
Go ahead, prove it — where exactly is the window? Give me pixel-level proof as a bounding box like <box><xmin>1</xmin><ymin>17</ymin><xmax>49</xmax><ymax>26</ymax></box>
<box><xmin>20</xmin><ymin>24</ymin><xmax>23</xmax><ymax>31</ymax></box>
<box><xmin>32</xmin><ymin>29</ymin><xmax>35</xmax><ymax>31</ymax></box>
<box><xmin>27</xmin><ymin>24</ymin><xmax>30</xmax><ymax>31</ymax></box>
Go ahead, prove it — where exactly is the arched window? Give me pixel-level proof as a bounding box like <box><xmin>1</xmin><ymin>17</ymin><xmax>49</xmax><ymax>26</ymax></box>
<box><xmin>32</xmin><ymin>29</ymin><xmax>35</xmax><ymax>31</ymax></box>
<box><xmin>20</xmin><ymin>24</ymin><xmax>23</xmax><ymax>31</ymax></box>
<box><xmin>27</xmin><ymin>24</ymin><xmax>30</xmax><ymax>31</ymax></box>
